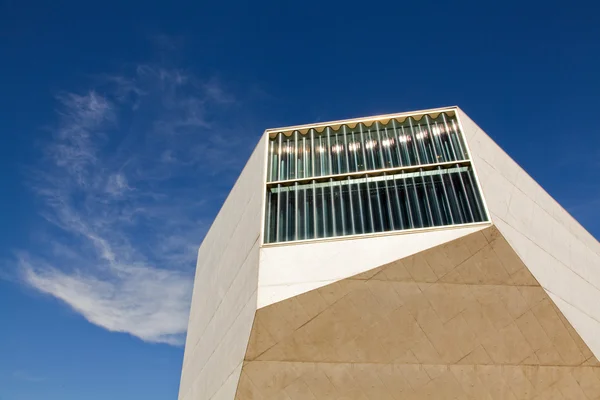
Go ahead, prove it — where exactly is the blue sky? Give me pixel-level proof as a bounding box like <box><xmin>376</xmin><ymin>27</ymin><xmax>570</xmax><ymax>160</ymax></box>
<box><xmin>0</xmin><ymin>1</ymin><xmax>599</xmax><ymax>399</ymax></box>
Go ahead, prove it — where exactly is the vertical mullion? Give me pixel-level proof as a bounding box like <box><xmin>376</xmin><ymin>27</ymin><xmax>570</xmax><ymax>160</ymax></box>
<box><xmin>373</xmin><ymin>179</ymin><xmax>384</xmax><ymax>232</ymax></box>
<box><xmin>383</xmin><ymin>174</ymin><xmax>395</xmax><ymax>231</ymax></box>
<box><xmin>338</xmin><ymin>180</ymin><xmax>346</xmax><ymax>235</ymax></box>
<box><xmin>419</xmin><ymin>170</ymin><xmax>434</xmax><ymax>226</ymax></box>
<box><xmin>375</xmin><ymin>122</ymin><xmax>386</xmax><ymax>168</ymax></box>
<box><xmin>336</xmin><ymin>135</ymin><xmax>343</xmax><ymax>175</ymax></box>
<box><xmin>310</xmin><ymin>129</ymin><xmax>316</xmax><ymax>178</ymax></box>
<box><xmin>302</xmin><ymin>136</ymin><xmax>308</xmax><ymax>178</ymax></box>
<box><xmin>304</xmin><ymin>184</ymin><xmax>308</xmax><ymax>239</ymax></box>
<box><xmin>365</xmin><ymin>175</ymin><xmax>375</xmax><ymax>233</ymax></box>
<box><xmin>451</xmin><ymin>118</ymin><xmax>467</xmax><ymax>160</ymax></box>
<box><xmin>384</xmin><ymin>127</ymin><xmax>395</xmax><ymax>168</ymax></box>
<box><xmin>312</xmin><ymin>180</ymin><xmax>318</xmax><ymax>238</ymax></box>
<box><xmin>455</xmin><ymin>168</ymin><xmax>475</xmax><ymax>222</ymax></box>
<box><xmin>356</xmin><ymin>178</ymin><xmax>365</xmax><ymax>233</ymax></box>
<box><xmin>407</xmin><ymin>119</ymin><xmax>422</xmax><ymax>165</ymax></box>
<box><xmin>425</xmin><ymin>115</ymin><xmax>444</xmax><ymax>163</ymax></box>
<box><xmin>445</xmin><ymin>169</ymin><xmax>464</xmax><ymax>224</ymax></box>
<box><xmin>265</xmin><ymin>190</ymin><xmax>272</xmax><ymax>242</ymax></box>
<box><xmin>391</xmin><ymin>120</ymin><xmax>404</xmax><ymax>166</ymax></box>
<box><xmin>428</xmin><ymin>173</ymin><xmax>443</xmax><ymax>226</ymax></box>
<box><xmin>359</xmin><ymin>124</ymin><xmax>368</xmax><ymax>172</ymax></box>
<box><xmin>284</xmin><ymin>185</ymin><xmax>289</xmax><ymax>240</ymax></box>
<box><xmin>402</xmin><ymin>173</ymin><xmax>415</xmax><ymax>229</ymax></box>
<box><xmin>347</xmin><ymin>176</ymin><xmax>356</xmax><ymax>235</ymax></box>
<box><xmin>277</xmin><ymin>133</ymin><xmax>283</xmax><ymax>180</ymax></box>
<box><xmin>343</xmin><ymin>126</ymin><xmax>351</xmax><ymax>173</ymax></box>
<box><xmin>268</xmin><ymin>140</ymin><xmax>274</xmax><ymax>182</ymax></box>
<box><xmin>410</xmin><ymin>175</ymin><xmax>424</xmax><ymax>228</ymax></box>
<box><xmin>330</xmin><ymin>178</ymin><xmax>337</xmax><ymax>236</ymax></box>
<box><xmin>466</xmin><ymin>169</ymin><xmax>487</xmax><ymax>221</ymax></box>
<box><xmin>321</xmin><ymin>185</ymin><xmax>327</xmax><ymax>237</ymax></box>
<box><xmin>392</xmin><ymin>175</ymin><xmax>405</xmax><ymax>230</ymax></box>
<box><xmin>294</xmin><ymin>182</ymin><xmax>299</xmax><ymax>240</ymax></box>
<box><xmin>326</xmin><ymin>127</ymin><xmax>333</xmax><ymax>176</ymax></box>
<box><xmin>442</xmin><ymin>114</ymin><xmax>459</xmax><ymax>160</ymax></box>
<box><xmin>294</xmin><ymin>131</ymin><xmax>299</xmax><ymax>179</ymax></box>
<box><xmin>437</xmin><ymin>167</ymin><xmax>454</xmax><ymax>225</ymax></box>
<box><xmin>275</xmin><ymin>184</ymin><xmax>281</xmax><ymax>242</ymax></box>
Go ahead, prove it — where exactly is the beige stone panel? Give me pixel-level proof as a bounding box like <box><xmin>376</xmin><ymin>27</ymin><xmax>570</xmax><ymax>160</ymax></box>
<box><xmin>235</xmin><ymin>370</ymin><xmax>264</xmax><ymax>400</ymax></box>
<box><xmin>364</xmin><ymin>280</ymin><xmax>403</xmax><ymax>315</ymax></box>
<box><xmin>245</xmin><ymin>317</ymin><xmax>277</xmax><ymax>361</ymax></box>
<box><xmin>455</xmin><ymin>251</ymin><xmax>488</xmax><ymax>284</ymax></box>
<box><xmin>571</xmin><ymin>367</ymin><xmax>600</xmax><ymax>399</ymax></box>
<box><xmin>300</xmin><ymin>367</ymin><xmax>339</xmax><ymax>399</ymax></box>
<box><xmin>515</xmin><ymin>310</ymin><xmax>553</xmax><ymax>352</ymax></box>
<box><xmin>463</xmin><ymin>231</ymin><xmax>489</xmax><ymax>255</ymax></box>
<box><xmin>457</xmin><ymin>345</ymin><xmax>493</xmax><ymax>365</ymax></box>
<box><xmin>443</xmin><ymin>234</ymin><xmax>477</xmax><ymax>266</ymax></box>
<box><xmin>350</xmin><ymin>364</ymin><xmax>395</xmax><ymax>400</ymax></box>
<box><xmin>518</xmin><ymin>286</ymin><xmax>547</xmax><ymax>309</ymax></box>
<box><xmin>293</xmin><ymin>288</ymin><xmax>328</xmax><ymax>320</ymax></box>
<box><xmin>556</xmin><ymin>373</ymin><xmax>589</xmax><ymax>399</ymax></box>
<box><xmin>375</xmin><ymin>364</ymin><xmax>415</xmax><ymax>400</ymax></box>
<box><xmin>237</xmin><ymin>226</ymin><xmax>600</xmax><ymax>399</ymax></box>
<box><xmin>473</xmin><ymin>286</ymin><xmax>514</xmax><ymax>331</ymax></box>
<box><xmin>536</xmin><ymin>344</ymin><xmax>567</xmax><ymax>365</ymax></box>
<box><xmin>521</xmin><ymin>352</ymin><xmax>540</xmax><ymax>366</ymax></box>
<box><xmin>477</xmin><ymin>245</ymin><xmax>513</xmax><ymax>285</ymax></box>
<box><xmin>283</xmin><ymin>379</ymin><xmax>316</xmax><ymax>400</ymax></box>
<box><xmin>423</xmin><ymin>245</ymin><xmax>455</xmax><ymax>278</ymax></box>
<box><xmin>372</xmin><ymin>259</ymin><xmax>413</xmax><ymax>282</ymax></box>
<box><xmin>445</xmin><ymin>313</ymin><xmax>480</xmax><ymax>356</ymax></box>
<box><xmin>482</xmin><ymin>225</ymin><xmax>503</xmax><ymax>243</ymax></box>
<box><xmin>241</xmin><ymin>362</ymin><xmax>301</xmax><ymax>399</ymax></box>
<box><xmin>510</xmin><ymin>268</ymin><xmax>539</xmax><ymax>286</ymax></box>
<box><xmin>495</xmin><ymin>285</ymin><xmax>530</xmax><ymax>319</ymax></box>
<box><xmin>502</xmin><ymin>366</ymin><xmax>537</xmax><ymax>399</ymax></box>
<box><xmin>476</xmin><ymin>365</ymin><xmax>518</xmax><ymax>400</ymax></box>
<box><xmin>402</xmin><ymin>253</ymin><xmax>438</xmax><ymax>283</ymax></box>
<box><xmin>399</xmin><ymin>364</ymin><xmax>433</xmax><ymax>392</ymax></box>
<box><xmin>451</xmin><ymin>364</ymin><xmax>494</xmax><ymax>399</ymax></box>
<box><xmin>584</xmin><ymin>356</ymin><xmax>600</xmax><ymax>367</ymax></box>
<box><xmin>489</xmin><ymin>233</ymin><xmax>530</xmax><ymax>277</ymax></box>
<box><xmin>412</xmin><ymin>369</ymin><xmax>466</xmax><ymax>400</ymax></box>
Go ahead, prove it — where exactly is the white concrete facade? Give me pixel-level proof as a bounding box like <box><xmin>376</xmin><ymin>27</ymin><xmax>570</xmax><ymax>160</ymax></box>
<box><xmin>258</xmin><ymin>224</ymin><xmax>489</xmax><ymax>308</ymax></box>
<box><xmin>458</xmin><ymin>108</ymin><xmax>600</xmax><ymax>358</ymax></box>
<box><xmin>179</xmin><ymin>107</ymin><xmax>600</xmax><ymax>400</ymax></box>
<box><xmin>178</xmin><ymin>136</ymin><xmax>266</xmax><ymax>400</ymax></box>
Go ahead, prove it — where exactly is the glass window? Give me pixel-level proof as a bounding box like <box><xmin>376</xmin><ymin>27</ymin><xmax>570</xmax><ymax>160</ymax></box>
<box><xmin>264</xmin><ymin>111</ymin><xmax>487</xmax><ymax>244</ymax></box>
<box><xmin>266</xmin><ymin>112</ymin><xmax>468</xmax><ymax>182</ymax></box>
<box><xmin>264</xmin><ymin>166</ymin><xmax>488</xmax><ymax>244</ymax></box>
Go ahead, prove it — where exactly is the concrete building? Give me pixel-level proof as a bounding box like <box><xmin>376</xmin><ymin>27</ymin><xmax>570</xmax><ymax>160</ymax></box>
<box><xmin>178</xmin><ymin>107</ymin><xmax>600</xmax><ymax>399</ymax></box>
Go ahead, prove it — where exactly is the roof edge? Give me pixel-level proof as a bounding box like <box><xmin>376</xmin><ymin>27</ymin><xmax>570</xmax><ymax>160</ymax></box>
<box><xmin>264</xmin><ymin>105</ymin><xmax>460</xmax><ymax>134</ymax></box>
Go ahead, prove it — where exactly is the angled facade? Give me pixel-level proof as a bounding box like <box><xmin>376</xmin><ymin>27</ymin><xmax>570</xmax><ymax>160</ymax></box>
<box><xmin>178</xmin><ymin>107</ymin><xmax>600</xmax><ymax>400</ymax></box>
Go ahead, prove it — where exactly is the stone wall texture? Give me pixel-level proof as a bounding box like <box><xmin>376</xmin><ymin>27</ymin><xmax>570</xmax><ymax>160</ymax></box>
<box><xmin>235</xmin><ymin>226</ymin><xmax>600</xmax><ymax>399</ymax></box>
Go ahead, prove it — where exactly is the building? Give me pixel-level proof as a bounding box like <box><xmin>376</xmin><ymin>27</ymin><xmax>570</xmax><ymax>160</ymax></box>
<box><xmin>178</xmin><ymin>107</ymin><xmax>600</xmax><ymax>399</ymax></box>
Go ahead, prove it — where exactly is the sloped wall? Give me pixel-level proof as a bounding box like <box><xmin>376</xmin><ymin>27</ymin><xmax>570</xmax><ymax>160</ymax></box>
<box><xmin>258</xmin><ymin>225</ymin><xmax>488</xmax><ymax>308</ymax></box>
<box><xmin>236</xmin><ymin>227</ymin><xmax>600</xmax><ymax>399</ymax></box>
<box><xmin>459</xmin><ymin>108</ymin><xmax>600</xmax><ymax>359</ymax></box>
<box><xmin>178</xmin><ymin>135</ymin><xmax>266</xmax><ymax>400</ymax></box>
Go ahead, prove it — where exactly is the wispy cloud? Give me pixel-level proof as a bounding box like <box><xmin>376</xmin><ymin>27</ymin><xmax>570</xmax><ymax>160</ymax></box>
<box><xmin>12</xmin><ymin>370</ymin><xmax>46</xmax><ymax>383</ymax></box>
<box><xmin>17</xmin><ymin>63</ymin><xmax>254</xmax><ymax>345</ymax></box>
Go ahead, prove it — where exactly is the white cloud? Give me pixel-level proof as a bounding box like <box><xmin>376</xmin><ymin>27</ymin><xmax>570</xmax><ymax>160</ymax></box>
<box><xmin>18</xmin><ymin>63</ymin><xmax>252</xmax><ymax>345</ymax></box>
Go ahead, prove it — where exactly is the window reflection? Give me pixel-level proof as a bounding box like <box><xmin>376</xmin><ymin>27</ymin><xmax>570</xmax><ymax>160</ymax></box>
<box><xmin>267</xmin><ymin>113</ymin><xmax>468</xmax><ymax>182</ymax></box>
<box><xmin>264</xmin><ymin>167</ymin><xmax>487</xmax><ymax>244</ymax></box>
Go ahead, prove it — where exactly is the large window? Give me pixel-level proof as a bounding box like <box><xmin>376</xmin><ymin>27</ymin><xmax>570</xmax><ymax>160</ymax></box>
<box><xmin>267</xmin><ymin>112</ymin><xmax>468</xmax><ymax>182</ymax></box>
<box><xmin>264</xmin><ymin>111</ymin><xmax>488</xmax><ymax>244</ymax></box>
